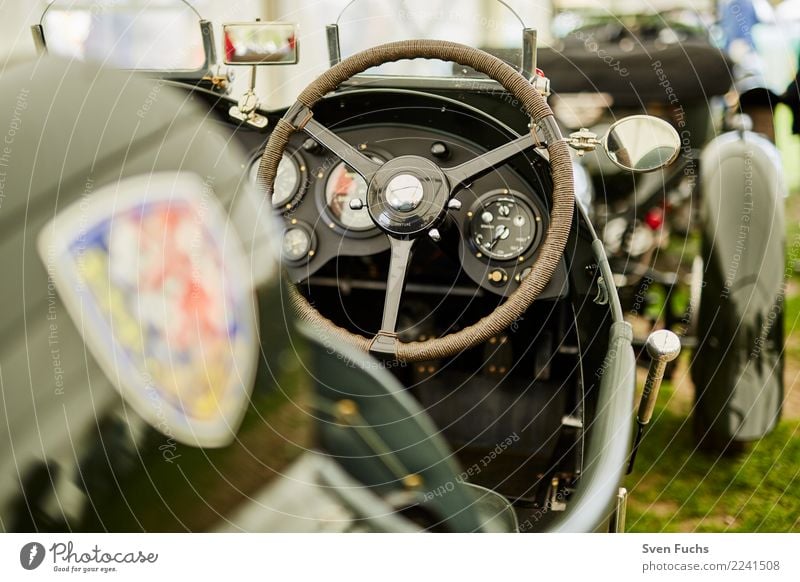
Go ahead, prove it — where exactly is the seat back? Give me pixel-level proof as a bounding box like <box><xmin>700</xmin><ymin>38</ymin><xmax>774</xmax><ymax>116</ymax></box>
<box><xmin>302</xmin><ymin>324</ymin><xmax>514</xmax><ymax>532</ymax></box>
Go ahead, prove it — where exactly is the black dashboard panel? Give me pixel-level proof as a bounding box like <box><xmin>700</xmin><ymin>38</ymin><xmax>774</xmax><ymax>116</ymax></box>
<box><xmin>237</xmin><ymin>89</ymin><xmax>569</xmax><ymax>300</ymax></box>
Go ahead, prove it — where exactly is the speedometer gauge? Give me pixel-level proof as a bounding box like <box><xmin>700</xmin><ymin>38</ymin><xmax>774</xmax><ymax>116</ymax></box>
<box><xmin>249</xmin><ymin>152</ymin><xmax>306</xmax><ymax>210</ymax></box>
<box><xmin>324</xmin><ymin>156</ymin><xmax>384</xmax><ymax>231</ymax></box>
<box><xmin>469</xmin><ymin>192</ymin><xmax>540</xmax><ymax>261</ymax></box>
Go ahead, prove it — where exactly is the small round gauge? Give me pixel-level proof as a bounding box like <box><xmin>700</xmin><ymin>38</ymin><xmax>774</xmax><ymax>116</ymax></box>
<box><xmin>469</xmin><ymin>192</ymin><xmax>540</xmax><ymax>261</ymax></box>
<box><xmin>324</xmin><ymin>155</ymin><xmax>383</xmax><ymax>231</ymax></box>
<box><xmin>249</xmin><ymin>152</ymin><xmax>305</xmax><ymax>209</ymax></box>
<box><xmin>281</xmin><ymin>224</ymin><xmax>314</xmax><ymax>263</ymax></box>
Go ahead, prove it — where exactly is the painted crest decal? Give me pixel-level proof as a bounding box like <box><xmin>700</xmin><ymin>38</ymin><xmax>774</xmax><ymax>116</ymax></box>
<box><xmin>38</xmin><ymin>172</ymin><xmax>257</xmax><ymax>447</ymax></box>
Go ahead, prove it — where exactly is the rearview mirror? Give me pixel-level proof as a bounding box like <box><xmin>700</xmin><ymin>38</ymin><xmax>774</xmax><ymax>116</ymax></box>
<box><xmin>603</xmin><ymin>116</ymin><xmax>680</xmax><ymax>172</ymax></box>
<box><xmin>223</xmin><ymin>22</ymin><xmax>298</xmax><ymax>65</ymax></box>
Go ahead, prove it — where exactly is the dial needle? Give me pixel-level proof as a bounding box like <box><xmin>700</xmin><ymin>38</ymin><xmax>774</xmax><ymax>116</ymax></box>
<box><xmin>486</xmin><ymin>224</ymin><xmax>510</xmax><ymax>249</ymax></box>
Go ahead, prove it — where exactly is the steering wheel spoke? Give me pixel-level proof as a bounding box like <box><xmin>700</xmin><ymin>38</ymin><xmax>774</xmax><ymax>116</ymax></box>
<box><xmin>444</xmin><ymin>132</ymin><xmax>536</xmax><ymax>191</ymax></box>
<box><xmin>370</xmin><ymin>236</ymin><xmax>416</xmax><ymax>356</ymax></box>
<box><xmin>302</xmin><ymin>116</ymin><xmax>382</xmax><ymax>182</ymax></box>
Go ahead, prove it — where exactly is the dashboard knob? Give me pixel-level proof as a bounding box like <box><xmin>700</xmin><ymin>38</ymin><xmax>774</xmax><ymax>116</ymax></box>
<box><xmin>430</xmin><ymin>141</ymin><xmax>450</xmax><ymax>160</ymax></box>
<box><xmin>515</xmin><ymin>267</ymin><xmax>532</xmax><ymax>282</ymax></box>
<box><xmin>428</xmin><ymin>228</ymin><xmax>442</xmax><ymax>242</ymax></box>
<box><xmin>488</xmin><ymin>269</ymin><xmax>507</xmax><ymax>286</ymax></box>
<box><xmin>302</xmin><ymin>138</ymin><xmax>322</xmax><ymax>153</ymax></box>
<box><xmin>447</xmin><ymin>198</ymin><xmax>462</xmax><ymax>211</ymax></box>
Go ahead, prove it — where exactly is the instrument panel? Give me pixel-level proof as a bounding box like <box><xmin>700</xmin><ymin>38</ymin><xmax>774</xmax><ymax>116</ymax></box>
<box><xmin>320</xmin><ymin>151</ymin><xmax>387</xmax><ymax>234</ymax></box>
<box><xmin>324</xmin><ymin>160</ymin><xmax>373</xmax><ymax>231</ymax></box>
<box><xmin>250</xmin><ymin>151</ymin><xmax>309</xmax><ymax>211</ymax></box>
<box><xmin>468</xmin><ymin>191</ymin><xmax>542</xmax><ymax>262</ymax></box>
<box><xmin>242</xmin><ymin>91</ymin><xmax>567</xmax><ymax>299</ymax></box>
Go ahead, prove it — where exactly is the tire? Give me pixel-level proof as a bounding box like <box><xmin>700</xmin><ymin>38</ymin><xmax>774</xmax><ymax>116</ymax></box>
<box><xmin>691</xmin><ymin>131</ymin><xmax>786</xmax><ymax>449</ymax></box>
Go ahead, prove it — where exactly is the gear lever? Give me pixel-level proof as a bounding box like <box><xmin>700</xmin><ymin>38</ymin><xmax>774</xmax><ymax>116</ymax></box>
<box><xmin>627</xmin><ymin>329</ymin><xmax>681</xmax><ymax>474</ymax></box>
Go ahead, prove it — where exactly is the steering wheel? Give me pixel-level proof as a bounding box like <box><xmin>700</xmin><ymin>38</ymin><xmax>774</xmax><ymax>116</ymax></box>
<box><xmin>257</xmin><ymin>40</ymin><xmax>574</xmax><ymax>362</ymax></box>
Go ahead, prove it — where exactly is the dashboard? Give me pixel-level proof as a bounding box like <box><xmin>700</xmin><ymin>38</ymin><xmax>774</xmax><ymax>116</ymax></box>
<box><xmin>239</xmin><ymin>89</ymin><xmax>569</xmax><ymax>301</ymax></box>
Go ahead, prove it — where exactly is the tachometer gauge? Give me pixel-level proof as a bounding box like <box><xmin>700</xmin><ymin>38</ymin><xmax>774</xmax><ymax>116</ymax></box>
<box><xmin>281</xmin><ymin>223</ymin><xmax>315</xmax><ymax>263</ymax></box>
<box><xmin>249</xmin><ymin>152</ymin><xmax>306</xmax><ymax>210</ymax></box>
<box><xmin>324</xmin><ymin>156</ymin><xmax>384</xmax><ymax>231</ymax></box>
<box><xmin>469</xmin><ymin>192</ymin><xmax>540</xmax><ymax>261</ymax></box>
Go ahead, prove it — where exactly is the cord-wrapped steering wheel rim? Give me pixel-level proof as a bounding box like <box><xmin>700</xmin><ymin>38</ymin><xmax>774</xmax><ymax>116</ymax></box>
<box><xmin>258</xmin><ymin>39</ymin><xmax>574</xmax><ymax>362</ymax></box>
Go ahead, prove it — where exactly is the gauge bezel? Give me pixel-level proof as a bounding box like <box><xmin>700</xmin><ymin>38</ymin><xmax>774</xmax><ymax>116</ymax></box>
<box><xmin>315</xmin><ymin>149</ymin><xmax>389</xmax><ymax>239</ymax></box>
<box><xmin>248</xmin><ymin>149</ymin><xmax>309</xmax><ymax>212</ymax></box>
<box><xmin>467</xmin><ymin>189</ymin><xmax>543</xmax><ymax>263</ymax></box>
<box><xmin>280</xmin><ymin>220</ymin><xmax>317</xmax><ymax>265</ymax></box>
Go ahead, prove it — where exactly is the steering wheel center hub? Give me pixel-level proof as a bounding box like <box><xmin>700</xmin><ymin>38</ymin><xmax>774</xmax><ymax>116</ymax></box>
<box><xmin>386</xmin><ymin>174</ymin><xmax>424</xmax><ymax>211</ymax></box>
<box><xmin>367</xmin><ymin>156</ymin><xmax>449</xmax><ymax>237</ymax></box>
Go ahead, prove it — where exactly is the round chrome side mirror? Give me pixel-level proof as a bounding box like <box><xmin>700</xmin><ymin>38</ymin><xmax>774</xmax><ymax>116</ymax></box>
<box><xmin>603</xmin><ymin>115</ymin><xmax>680</xmax><ymax>172</ymax></box>
<box><xmin>567</xmin><ymin>115</ymin><xmax>681</xmax><ymax>173</ymax></box>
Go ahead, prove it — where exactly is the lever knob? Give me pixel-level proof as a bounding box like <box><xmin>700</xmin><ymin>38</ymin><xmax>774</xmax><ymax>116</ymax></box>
<box><xmin>645</xmin><ymin>329</ymin><xmax>682</xmax><ymax>361</ymax></box>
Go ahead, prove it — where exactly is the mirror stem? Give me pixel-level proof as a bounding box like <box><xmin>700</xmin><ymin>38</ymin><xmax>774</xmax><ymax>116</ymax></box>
<box><xmin>249</xmin><ymin>64</ymin><xmax>257</xmax><ymax>92</ymax></box>
<box><xmin>522</xmin><ymin>28</ymin><xmax>537</xmax><ymax>78</ymax></box>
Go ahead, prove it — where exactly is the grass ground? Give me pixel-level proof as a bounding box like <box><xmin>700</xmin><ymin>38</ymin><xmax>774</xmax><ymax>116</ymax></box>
<box><xmin>625</xmin><ymin>380</ymin><xmax>800</xmax><ymax>532</ymax></box>
<box><xmin>623</xmin><ymin>108</ymin><xmax>800</xmax><ymax>532</ymax></box>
